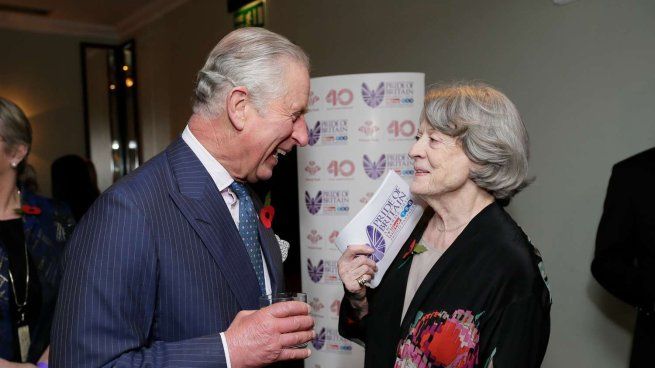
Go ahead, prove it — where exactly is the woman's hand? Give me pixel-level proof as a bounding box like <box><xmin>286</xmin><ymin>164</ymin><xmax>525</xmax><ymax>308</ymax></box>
<box><xmin>338</xmin><ymin>244</ymin><xmax>378</xmax><ymax>299</ymax></box>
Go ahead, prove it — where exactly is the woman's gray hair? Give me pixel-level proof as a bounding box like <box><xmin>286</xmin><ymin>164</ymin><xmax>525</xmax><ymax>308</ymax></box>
<box><xmin>193</xmin><ymin>27</ymin><xmax>310</xmax><ymax>117</ymax></box>
<box><xmin>0</xmin><ymin>96</ymin><xmax>37</xmax><ymax>190</ymax></box>
<box><xmin>423</xmin><ymin>81</ymin><xmax>531</xmax><ymax>200</ymax></box>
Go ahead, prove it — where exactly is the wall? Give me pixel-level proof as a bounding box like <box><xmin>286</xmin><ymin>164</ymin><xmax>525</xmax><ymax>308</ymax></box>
<box><xmin>133</xmin><ymin>0</ymin><xmax>232</xmax><ymax>160</ymax></box>
<box><xmin>272</xmin><ymin>1</ymin><xmax>654</xmax><ymax>366</ymax></box>
<box><xmin>0</xmin><ymin>29</ymin><xmax>92</xmax><ymax>196</ymax></box>
<box><xmin>131</xmin><ymin>0</ymin><xmax>655</xmax><ymax>366</ymax></box>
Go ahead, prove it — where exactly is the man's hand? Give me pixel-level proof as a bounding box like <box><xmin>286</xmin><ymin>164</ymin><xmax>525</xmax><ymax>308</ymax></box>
<box><xmin>225</xmin><ymin>301</ymin><xmax>315</xmax><ymax>368</ymax></box>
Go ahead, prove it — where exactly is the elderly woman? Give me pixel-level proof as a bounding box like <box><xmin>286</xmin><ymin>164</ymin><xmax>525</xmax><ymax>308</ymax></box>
<box><xmin>0</xmin><ymin>97</ymin><xmax>74</xmax><ymax>367</ymax></box>
<box><xmin>338</xmin><ymin>82</ymin><xmax>551</xmax><ymax>367</ymax></box>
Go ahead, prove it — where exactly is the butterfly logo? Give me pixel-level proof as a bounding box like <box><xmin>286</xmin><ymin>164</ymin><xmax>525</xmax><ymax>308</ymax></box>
<box><xmin>359</xmin><ymin>120</ymin><xmax>380</xmax><ymax>136</ymax></box>
<box><xmin>312</xmin><ymin>327</ymin><xmax>327</xmax><ymax>350</ymax></box>
<box><xmin>363</xmin><ymin>154</ymin><xmax>386</xmax><ymax>179</ymax></box>
<box><xmin>307</xmin><ymin>121</ymin><xmax>321</xmax><ymax>146</ymax></box>
<box><xmin>305</xmin><ymin>191</ymin><xmax>322</xmax><ymax>215</ymax></box>
<box><xmin>305</xmin><ymin>161</ymin><xmax>320</xmax><ymax>175</ymax></box>
<box><xmin>307</xmin><ymin>259</ymin><xmax>324</xmax><ymax>283</ymax></box>
<box><xmin>307</xmin><ymin>229</ymin><xmax>322</xmax><ymax>244</ymax></box>
<box><xmin>366</xmin><ymin>225</ymin><xmax>386</xmax><ymax>262</ymax></box>
<box><xmin>361</xmin><ymin>82</ymin><xmax>385</xmax><ymax>108</ymax></box>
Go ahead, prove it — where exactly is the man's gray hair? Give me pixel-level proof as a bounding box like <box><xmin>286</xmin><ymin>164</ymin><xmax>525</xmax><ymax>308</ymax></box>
<box><xmin>193</xmin><ymin>27</ymin><xmax>310</xmax><ymax>116</ymax></box>
<box><xmin>423</xmin><ymin>81</ymin><xmax>531</xmax><ymax>200</ymax></box>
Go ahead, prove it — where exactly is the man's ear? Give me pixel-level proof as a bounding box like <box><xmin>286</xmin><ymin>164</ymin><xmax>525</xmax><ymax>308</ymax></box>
<box><xmin>226</xmin><ymin>86</ymin><xmax>248</xmax><ymax>131</ymax></box>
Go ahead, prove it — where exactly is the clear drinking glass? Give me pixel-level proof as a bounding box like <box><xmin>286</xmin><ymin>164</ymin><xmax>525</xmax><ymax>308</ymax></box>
<box><xmin>259</xmin><ymin>292</ymin><xmax>309</xmax><ymax>348</ymax></box>
<box><xmin>259</xmin><ymin>292</ymin><xmax>308</xmax><ymax>307</ymax></box>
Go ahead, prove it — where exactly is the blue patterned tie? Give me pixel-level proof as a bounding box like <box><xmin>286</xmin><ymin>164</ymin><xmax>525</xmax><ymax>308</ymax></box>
<box><xmin>229</xmin><ymin>181</ymin><xmax>266</xmax><ymax>295</ymax></box>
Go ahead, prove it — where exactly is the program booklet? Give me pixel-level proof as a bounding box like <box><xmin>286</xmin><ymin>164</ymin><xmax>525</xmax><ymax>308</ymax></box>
<box><xmin>335</xmin><ymin>171</ymin><xmax>426</xmax><ymax>288</ymax></box>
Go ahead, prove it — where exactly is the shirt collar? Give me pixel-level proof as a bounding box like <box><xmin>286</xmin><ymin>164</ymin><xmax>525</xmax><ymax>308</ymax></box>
<box><xmin>181</xmin><ymin>125</ymin><xmax>234</xmax><ymax>191</ymax></box>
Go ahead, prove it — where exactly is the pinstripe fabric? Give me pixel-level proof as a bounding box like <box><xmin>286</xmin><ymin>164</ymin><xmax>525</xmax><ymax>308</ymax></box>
<box><xmin>51</xmin><ymin>138</ymin><xmax>285</xmax><ymax>367</ymax></box>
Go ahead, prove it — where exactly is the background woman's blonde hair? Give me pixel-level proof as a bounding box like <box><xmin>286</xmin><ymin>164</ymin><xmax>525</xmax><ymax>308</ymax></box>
<box><xmin>0</xmin><ymin>97</ymin><xmax>38</xmax><ymax>191</ymax></box>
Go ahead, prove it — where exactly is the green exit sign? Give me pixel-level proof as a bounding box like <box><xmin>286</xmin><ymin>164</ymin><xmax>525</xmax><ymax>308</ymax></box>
<box><xmin>233</xmin><ymin>0</ymin><xmax>265</xmax><ymax>28</ymax></box>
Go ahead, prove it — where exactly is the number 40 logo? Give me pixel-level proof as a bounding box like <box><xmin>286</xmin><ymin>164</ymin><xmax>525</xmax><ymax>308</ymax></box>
<box><xmin>327</xmin><ymin>160</ymin><xmax>355</xmax><ymax>177</ymax></box>
<box><xmin>387</xmin><ymin>120</ymin><xmax>415</xmax><ymax>138</ymax></box>
<box><xmin>326</xmin><ymin>89</ymin><xmax>353</xmax><ymax>107</ymax></box>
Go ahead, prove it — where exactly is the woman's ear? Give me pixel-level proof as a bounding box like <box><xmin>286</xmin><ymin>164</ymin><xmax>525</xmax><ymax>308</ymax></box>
<box><xmin>226</xmin><ymin>86</ymin><xmax>248</xmax><ymax>131</ymax></box>
<box><xmin>9</xmin><ymin>144</ymin><xmax>28</xmax><ymax>166</ymax></box>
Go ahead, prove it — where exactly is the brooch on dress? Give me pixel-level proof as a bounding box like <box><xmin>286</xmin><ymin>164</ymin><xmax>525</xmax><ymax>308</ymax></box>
<box><xmin>397</xmin><ymin>239</ymin><xmax>428</xmax><ymax>269</ymax></box>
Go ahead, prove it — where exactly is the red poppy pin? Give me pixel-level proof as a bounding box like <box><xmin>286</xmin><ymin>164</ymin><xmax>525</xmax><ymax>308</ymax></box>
<box><xmin>15</xmin><ymin>204</ymin><xmax>42</xmax><ymax>216</ymax></box>
<box><xmin>398</xmin><ymin>239</ymin><xmax>428</xmax><ymax>269</ymax></box>
<box><xmin>259</xmin><ymin>191</ymin><xmax>275</xmax><ymax>229</ymax></box>
<box><xmin>401</xmin><ymin>239</ymin><xmax>427</xmax><ymax>260</ymax></box>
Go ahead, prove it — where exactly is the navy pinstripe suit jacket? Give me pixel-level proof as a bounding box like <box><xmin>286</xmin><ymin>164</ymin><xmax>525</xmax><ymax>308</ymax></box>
<box><xmin>51</xmin><ymin>138</ymin><xmax>285</xmax><ymax>367</ymax></box>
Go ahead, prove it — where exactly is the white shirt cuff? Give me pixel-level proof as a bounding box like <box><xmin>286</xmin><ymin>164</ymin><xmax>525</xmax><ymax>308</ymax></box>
<box><xmin>220</xmin><ymin>332</ymin><xmax>232</xmax><ymax>368</ymax></box>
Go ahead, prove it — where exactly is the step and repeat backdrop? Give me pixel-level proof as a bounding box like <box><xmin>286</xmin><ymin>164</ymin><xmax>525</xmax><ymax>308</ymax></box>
<box><xmin>297</xmin><ymin>73</ymin><xmax>425</xmax><ymax>368</ymax></box>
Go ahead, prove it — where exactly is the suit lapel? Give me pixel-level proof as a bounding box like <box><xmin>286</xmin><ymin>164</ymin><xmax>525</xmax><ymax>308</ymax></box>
<box><xmin>258</xmin><ymin>222</ymin><xmax>284</xmax><ymax>293</ymax></box>
<box><xmin>20</xmin><ymin>193</ymin><xmax>59</xmax><ymax>288</ymax></box>
<box><xmin>20</xmin><ymin>193</ymin><xmax>40</xmax><ymax>263</ymax></box>
<box><xmin>167</xmin><ymin>138</ymin><xmax>261</xmax><ymax>310</ymax></box>
<box><xmin>251</xmin><ymin>192</ymin><xmax>284</xmax><ymax>293</ymax></box>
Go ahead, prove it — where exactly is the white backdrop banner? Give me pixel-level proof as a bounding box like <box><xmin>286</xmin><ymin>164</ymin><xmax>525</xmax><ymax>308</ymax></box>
<box><xmin>297</xmin><ymin>72</ymin><xmax>425</xmax><ymax>368</ymax></box>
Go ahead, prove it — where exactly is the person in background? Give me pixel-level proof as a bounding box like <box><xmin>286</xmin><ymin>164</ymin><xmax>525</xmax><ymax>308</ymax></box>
<box><xmin>592</xmin><ymin>147</ymin><xmax>655</xmax><ymax>368</ymax></box>
<box><xmin>51</xmin><ymin>155</ymin><xmax>100</xmax><ymax>222</ymax></box>
<box><xmin>0</xmin><ymin>97</ymin><xmax>75</xmax><ymax>367</ymax></box>
<box><xmin>338</xmin><ymin>82</ymin><xmax>551</xmax><ymax>367</ymax></box>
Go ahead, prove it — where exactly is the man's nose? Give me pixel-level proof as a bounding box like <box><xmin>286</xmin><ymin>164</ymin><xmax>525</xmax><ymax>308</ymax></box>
<box><xmin>294</xmin><ymin>117</ymin><xmax>309</xmax><ymax>147</ymax></box>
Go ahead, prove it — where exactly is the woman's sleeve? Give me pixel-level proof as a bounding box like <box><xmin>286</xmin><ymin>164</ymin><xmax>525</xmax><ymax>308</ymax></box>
<box><xmin>479</xmin><ymin>294</ymin><xmax>550</xmax><ymax>368</ymax></box>
<box><xmin>338</xmin><ymin>287</ymin><xmax>378</xmax><ymax>346</ymax></box>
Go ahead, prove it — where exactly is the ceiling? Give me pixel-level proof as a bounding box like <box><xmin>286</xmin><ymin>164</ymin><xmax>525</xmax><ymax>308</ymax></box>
<box><xmin>0</xmin><ymin>0</ymin><xmax>190</xmax><ymax>39</ymax></box>
<box><xmin>0</xmin><ymin>0</ymin><xmax>155</xmax><ymax>25</ymax></box>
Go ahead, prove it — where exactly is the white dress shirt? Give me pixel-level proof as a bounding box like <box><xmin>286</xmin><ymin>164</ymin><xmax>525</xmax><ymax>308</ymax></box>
<box><xmin>182</xmin><ymin>126</ymin><xmax>272</xmax><ymax>368</ymax></box>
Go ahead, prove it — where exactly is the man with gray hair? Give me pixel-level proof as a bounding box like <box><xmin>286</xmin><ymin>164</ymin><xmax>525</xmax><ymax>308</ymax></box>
<box><xmin>51</xmin><ymin>27</ymin><xmax>313</xmax><ymax>367</ymax></box>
